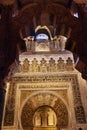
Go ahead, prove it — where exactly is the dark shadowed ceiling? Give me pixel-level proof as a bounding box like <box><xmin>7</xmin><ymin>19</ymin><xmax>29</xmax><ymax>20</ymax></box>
<box><xmin>0</xmin><ymin>0</ymin><xmax>87</xmax><ymax>80</ymax></box>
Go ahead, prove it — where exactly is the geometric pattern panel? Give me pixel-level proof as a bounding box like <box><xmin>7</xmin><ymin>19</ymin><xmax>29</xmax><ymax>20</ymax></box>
<box><xmin>3</xmin><ymin>74</ymin><xmax>86</xmax><ymax>127</ymax></box>
<box><xmin>3</xmin><ymin>83</ymin><xmax>16</xmax><ymax>126</ymax></box>
<box><xmin>20</xmin><ymin>89</ymin><xmax>68</xmax><ymax>106</ymax></box>
<box><xmin>21</xmin><ymin>93</ymin><xmax>68</xmax><ymax>129</ymax></box>
<box><xmin>18</xmin><ymin>57</ymin><xmax>74</xmax><ymax>73</ymax></box>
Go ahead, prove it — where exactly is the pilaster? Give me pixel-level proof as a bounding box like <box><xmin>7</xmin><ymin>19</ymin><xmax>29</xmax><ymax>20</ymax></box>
<box><xmin>0</xmin><ymin>80</ymin><xmax>6</xmax><ymax>130</ymax></box>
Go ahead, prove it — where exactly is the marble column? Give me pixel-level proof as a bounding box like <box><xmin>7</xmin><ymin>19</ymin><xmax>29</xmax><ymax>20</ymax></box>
<box><xmin>0</xmin><ymin>80</ymin><xmax>6</xmax><ymax>130</ymax></box>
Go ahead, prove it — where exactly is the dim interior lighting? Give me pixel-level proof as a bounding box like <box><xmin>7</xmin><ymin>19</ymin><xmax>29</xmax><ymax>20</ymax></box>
<box><xmin>0</xmin><ymin>14</ymin><xmax>1</xmax><ymax>19</ymax></box>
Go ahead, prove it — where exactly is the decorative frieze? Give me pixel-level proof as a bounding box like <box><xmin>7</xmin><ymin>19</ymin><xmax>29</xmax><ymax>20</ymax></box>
<box><xmin>21</xmin><ymin>92</ymin><xmax>68</xmax><ymax>129</ymax></box>
<box><xmin>18</xmin><ymin>57</ymin><xmax>74</xmax><ymax>73</ymax></box>
<box><xmin>3</xmin><ymin>83</ymin><xmax>16</xmax><ymax>126</ymax></box>
<box><xmin>3</xmin><ymin>74</ymin><xmax>86</xmax><ymax>127</ymax></box>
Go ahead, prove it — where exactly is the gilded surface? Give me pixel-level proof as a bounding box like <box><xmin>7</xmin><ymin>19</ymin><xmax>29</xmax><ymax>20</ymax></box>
<box><xmin>21</xmin><ymin>93</ymin><xmax>68</xmax><ymax>128</ymax></box>
<box><xmin>49</xmin><ymin>58</ymin><xmax>56</xmax><ymax>72</ymax></box>
<box><xmin>3</xmin><ymin>74</ymin><xmax>86</xmax><ymax>127</ymax></box>
<box><xmin>30</xmin><ymin>58</ymin><xmax>38</xmax><ymax>72</ymax></box>
<box><xmin>20</xmin><ymin>90</ymin><xmax>68</xmax><ymax>107</ymax></box>
<box><xmin>3</xmin><ymin>83</ymin><xmax>16</xmax><ymax>126</ymax></box>
<box><xmin>18</xmin><ymin>57</ymin><xmax>74</xmax><ymax>73</ymax></box>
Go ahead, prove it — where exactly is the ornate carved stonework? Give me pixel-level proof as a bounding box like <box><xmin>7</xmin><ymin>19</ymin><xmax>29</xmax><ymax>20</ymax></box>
<box><xmin>31</xmin><ymin>58</ymin><xmax>38</xmax><ymax>72</ymax></box>
<box><xmin>3</xmin><ymin>73</ymin><xmax>86</xmax><ymax>128</ymax></box>
<box><xmin>18</xmin><ymin>57</ymin><xmax>74</xmax><ymax>73</ymax></box>
<box><xmin>2</xmin><ymin>49</ymin><xmax>87</xmax><ymax>130</ymax></box>
<box><xmin>3</xmin><ymin>83</ymin><xmax>16</xmax><ymax>126</ymax></box>
<box><xmin>21</xmin><ymin>94</ymin><xmax>68</xmax><ymax>129</ymax></box>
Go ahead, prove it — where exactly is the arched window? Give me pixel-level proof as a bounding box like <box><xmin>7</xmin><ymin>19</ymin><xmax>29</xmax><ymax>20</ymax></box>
<box><xmin>36</xmin><ymin>33</ymin><xmax>49</xmax><ymax>41</ymax></box>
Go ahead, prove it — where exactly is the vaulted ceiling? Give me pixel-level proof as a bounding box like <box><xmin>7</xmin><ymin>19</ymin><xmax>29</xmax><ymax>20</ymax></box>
<box><xmin>0</xmin><ymin>0</ymin><xmax>87</xmax><ymax>80</ymax></box>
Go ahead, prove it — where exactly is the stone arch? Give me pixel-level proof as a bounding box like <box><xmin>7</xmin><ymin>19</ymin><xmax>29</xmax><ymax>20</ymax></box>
<box><xmin>33</xmin><ymin>105</ymin><xmax>57</xmax><ymax>127</ymax></box>
<box><xmin>19</xmin><ymin>91</ymin><xmax>70</xmax><ymax>130</ymax></box>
